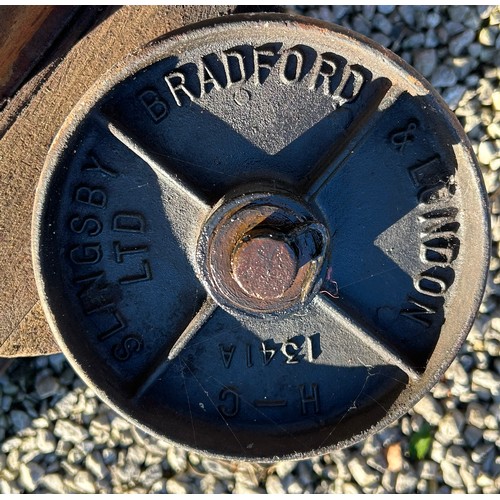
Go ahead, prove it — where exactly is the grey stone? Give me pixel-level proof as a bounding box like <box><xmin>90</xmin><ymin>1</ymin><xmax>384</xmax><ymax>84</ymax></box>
<box><xmin>446</xmin><ymin>21</ymin><xmax>468</xmax><ymax>37</ymax></box>
<box><xmin>352</xmin><ymin>14</ymin><xmax>371</xmax><ymax>37</ymax></box>
<box><xmin>54</xmin><ymin>392</ymin><xmax>78</xmax><ymax>418</ymax></box>
<box><xmin>484</xmin><ymin>414</ymin><xmax>498</xmax><ymax>430</ymax></box>
<box><xmin>6</xmin><ymin>448</ymin><xmax>20</xmax><ymax>471</ymax></box>
<box><xmin>35</xmin><ymin>428</ymin><xmax>56</xmax><ymax>454</ymax></box>
<box><xmin>275</xmin><ymin>460</ymin><xmax>297</xmax><ymax>479</ymax></box>
<box><xmin>86</xmin><ymin>451</ymin><xmax>108</xmax><ymax>480</ymax></box>
<box><xmin>166</xmin><ymin>479</ymin><xmax>189</xmax><ymax>494</ymax></box>
<box><xmin>430</xmin><ymin>440</ymin><xmax>446</xmax><ymax>462</ymax></box>
<box><xmin>0</xmin><ymin>479</ymin><xmax>11</xmax><ymax>494</ymax></box>
<box><xmin>362</xmin><ymin>5</ymin><xmax>376</xmax><ymax>20</ymax></box>
<box><xmin>466</xmin><ymin>402</ymin><xmax>488</xmax><ymax>428</ymax></box>
<box><xmin>265</xmin><ymin>475</ymin><xmax>286</xmax><ymax>494</ymax></box>
<box><xmin>333</xmin><ymin>5</ymin><xmax>352</xmax><ymax>20</ymax></box>
<box><xmin>443</xmin><ymin>85</ymin><xmax>466</xmax><ymax>110</ymax></box>
<box><xmin>347</xmin><ymin>455</ymin><xmax>379</xmax><ymax>488</ymax></box>
<box><xmin>426</xmin><ymin>11</ymin><xmax>441</xmax><ymax>28</ymax></box>
<box><xmin>127</xmin><ymin>445</ymin><xmax>146</xmax><ymax>466</ymax></box>
<box><xmin>418</xmin><ymin>460</ymin><xmax>438</xmax><ymax>480</ymax></box>
<box><xmin>32</xmin><ymin>417</ymin><xmax>49</xmax><ymax>429</ymax></box>
<box><xmin>471</xmin><ymin>443</ymin><xmax>494</xmax><ymax>464</ymax></box>
<box><xmin>72</xmin><ymin>471</ymin><xmax>96</xmax><ymax>494</ymax></box>
<box><xmin>18</xmin><ymin>462</ymin><xmax>44</xmax><ymax>492</ymax></box>
<box><xmin>449</xmin><ymin>5</ymin><xmax>470</xmax><ymax>23</ymax></box>
<box><xmin>41</xmin><ymin>474</ymin><xmax>67</xmax><ymax>494</ymax></box>
<box><xmin>372</xmin><ymin>33</ymin><xmax>392</xmax><ymax>47</ymax></box>
<box><xmin>1</xmin><ymin>437</ymin><xmax>21</xmax><ymax>453</ymax></box>
<box><xmin>449</xmin><ymin>29</ymin><xmax>476</xmax><ymax>56</ymax></box>
<box><xmin>139</xmin><ymin>464</ymin><xmax>163</xmax><ymax>488</ymax></box>
<box><xmin>425</xmin><ymin>29</ymin><xmax>439</xmax><ymax>48</ymax></box>
<box><xmin>1</xmin><ymin>395</ymin><xmax>12</xmax><ymax>412</ymax></box>
<box><xmin>367</xmin><ymin>453</ymin><xmax>388</xmax><ymax>473</ymax></box>
<box><xmin>377</xmin><ymin>425</ymin><xmax>403</xmax><ymax>446</ymax></box>
<box><xmin>413</xmin><ymin>393</ymin><xmax>443</xmax><ymax>425</ymax></box>
<box><xmin>478</xmin><ymin>141</ymin><xmax>498</xmax><ymax>166</ymax></box>
<box><xmin>435</xmin><ymin>410</ymin><xmax>465</xmax><ymax>445</ymax></box>
<box><xmin>10</xmin><ymin>410</ymin><xmax>30</xmax><ymax>432</ymax></box>
<box><xmin>35</xmin><ymin>374</ymin><xmax>60</xmax><ymax>399</ymax></box>
<box><xmin>54</xmin><ymin>419</ymin><xmax>89</xmax><ymax>443</ymax></box>
<box><xmin>446</xmin><ymin>445</ymin><xmax>470</xmax><ymax>467</ymax></box>
<box><xmin>373</xmin><ymin>13</ymin><xmax>393</xmax><ymax>36</ymax></box>
<box><xmin>417</xmin><ymin>478</ymin><xmax>428</xmax><ymax>493</ymax></box>
<box><xmin>431</xmin><ymin>65</ymin><xmax>458</xmax><ymax>88</ymax></box>
<box><xmin>404</xmin><ymin>33</ymin><xmax>426</xmax><ymax>49</ymax></box>
<box><xmin>464</xmin><ymin>425</ymin><xmax>483</xmax><ymax>448</ymax></box>
<box><xmin>381</xmin><ymin>470</ymin><xmax>397</xmax><ymax>493</ymax></box>
<box><xmin>343</xmin><ymin>483</ymin><xmax>361</xmax><ymax>494</ymax></box>
<box><xmin>441</xmin><ymin>461</ymin><xmax>464</xmax><ymax>489</ymax></box>
<box><xmin>479</xmin><ymin>27</ymin><xmax>497</xmax><ymax>46</ymax></box>
<box><xmin>413</xmin><ymin>49</ymin><xmax>437</xmax><ymax>78</ymax></box>
<box><xmin>395</xmin><ymin>471</ymin><xmax>418</xmax><ymax>493</ymax></box>
<box><xmin>398</xmin><ymin>5</ymin><xmax>415</xmax><ymax>25</ymax></box>
<box><xmin>467</xmin><ymin>42</ymin><xmax>482</xmax><ymax>58</ymax></box>
<box><xmin>89</xmin><ymin>414</ymin><xmax>110</xmax><ymax>444</ymax></box>
<box><xmin>167</xmin><ymin>446</ymin><xmax>186</xmax><ymax>472</ymax></box>
<box><xmin>377</xmin><ymin>5</ymin><xmax>395</xmax><ymax>15</ymax></box>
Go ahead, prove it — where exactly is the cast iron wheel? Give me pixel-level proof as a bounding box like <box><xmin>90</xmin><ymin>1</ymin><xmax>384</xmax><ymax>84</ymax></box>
<box><xmin>33</xmin><ymin>14</ymin><xmax>490</xmax><ymax>461</ymax></box>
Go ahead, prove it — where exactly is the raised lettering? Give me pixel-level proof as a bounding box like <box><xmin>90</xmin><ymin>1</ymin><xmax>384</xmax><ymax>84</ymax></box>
<box><xmin>119</xmin><ymin>260</ymin><xmax>152</xmax><ymax>285</ymax></box>
<box><xmin>139</xmin><ymin>88</ymin><xmax>169</xmax><ymax>123</ymax></box>
<box><xmin>113</xmin><ymin>334</ymin><xmax>143</xmax><ymax>361</ymax></box>
<box><xmin>113</xmin><ymin>213</ymin><xmax>146</xmax><ymax>233</ymax></box>
<box><xmin>281</xmin><ymin>338</ymin><xmax>302</xmax><ymax>364</ymax></box>
<box><xmin>261</xmin><ymin>339</ymin><xmax>277</xmax><ymax>366</ymax></box>
<box><xmin>253</xmin><ymin>45</ymin><xmax>279</xmax><ymax>85</ymax></box>
<box><xmin>309</xmin><ymin>53</ymin><xmax>339</xmax><ymax>95</ymax></box>
<box><xmin>223</xmin><ymin>49</ymin><xmax>246</xmax><ymax>86</ymax></box>
<box><xmin>219</xmin><ymin>344</ymin><xmax>236</xmax><ymax>369</ymax></box>
<box><xmin>70</xmin><ymin>244</ymin><xmax>102</xmax><ymax>265</ymax></box>
<box><xmin>246</xmin><ymin>344</ymin><xmax>253</xmax><ymax>368</ymax></box>
<box><xmin>199</xmin><ymin>56</ymin><xmax>224</xmax><ymax>96</ymax></box>
<box><xmin>69</xmin><ymin>216</ymin><xmax>102</xmax><ymax>236</ymax></box>
<box><xmin>306</xmin><ymin>332</ymin><xmax>322</xmax><ymax>361</ymax></box>
<box><xmin>415</xmin><ymin>271</ymin><xmax>450</xmax><ymax>297</ymax></box>
<box><xmin>339</xmin><ymin>64</ymin><xmax>366</xmax><ymax>102</ymax></box>
<box><xmin>74</xmin><ymin>185</ymin><xmax>107</xmax><ymax>208</ymax></box>
<box><xmin>114</xmin><ymin>242</ymin><xmax>148</xmax><ymax>263</ymax></box>
<box><xmin>83</xmin><ymin>153</ymin><xmax>117</xmax><ymax>178</ymax></box>
<box><xmin>98</xmin><ymin>309</ymin><xmax>127</xmax><ymax>341</ymax></box>
<box><xmin>218</xmin><ymin>387</ymin><xmax>239</xmax><ymax>417</ymax></box>
<box><xmin>279</xmin><ymin>47</ymin><xmax>305</xmax><ymax>84</ymax></box>
<box><xmin>299</xmin><ymin>384</ymin><xmax>320</xmax><ymax>415</ymax></box>
<box><xmin>74</xmin><ymin>271</ymin><xmax>114</xmax><ymax>314</ymax></box>
<box><xmin>164</xmin><ymin>70</ymin><xmax>196</xmax><ymax>106</ymax></box>
<box><xmin>401</xmin><ymin>296</ymin><xmax>437</xmax><ymax>327</ymax></box>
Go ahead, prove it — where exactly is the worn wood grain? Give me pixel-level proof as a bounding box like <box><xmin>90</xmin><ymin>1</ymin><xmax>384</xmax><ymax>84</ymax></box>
<box><xmin>0</xmin><ymin>5</ymin><xmax>236</xmax><ymax>357</ymax></box>
<box><xmin>0</xmin><ymin>6</ymin><xmax>78</xmax><ymax>104</ymax></box>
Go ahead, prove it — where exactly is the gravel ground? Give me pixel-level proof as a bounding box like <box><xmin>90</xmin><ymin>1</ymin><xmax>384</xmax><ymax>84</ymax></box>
<box><xmin>0</xmin><ymin>5</ymin><xmax>499</xmax><ymax>494</ymax></box>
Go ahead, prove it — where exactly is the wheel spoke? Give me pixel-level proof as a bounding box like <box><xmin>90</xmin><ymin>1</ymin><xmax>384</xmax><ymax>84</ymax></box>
<box><xmin>97</xmin><ymin>113</ymin><xmax>211</xmax><ymax>212</ymax></box>
<box><xmin>303</xmin><ymin>80</ymin><xmax>397</xmax><ymax>201</ymax></box>
<box><xmin>131</xmin><ymin>297</ymin><xmax>219</xmax><ymax>399</ymax></box>
<box><xmin>315</xmin><ymin>293</ymin><xmax>421</xmax><ymax>381</ymax></box>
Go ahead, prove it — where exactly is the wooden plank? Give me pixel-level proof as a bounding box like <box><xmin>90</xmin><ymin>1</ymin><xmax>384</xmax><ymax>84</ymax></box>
<box><xmin>0</xmin><ymin>6</ymin><xmax>78</xmax><ymax>105</ymax></box>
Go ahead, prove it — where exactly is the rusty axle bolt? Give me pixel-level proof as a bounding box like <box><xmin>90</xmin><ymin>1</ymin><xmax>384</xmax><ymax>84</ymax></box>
<box><xmin>197</xmin><ymin>191</ymin><xmax>330</xmax><ymax>316</ymax></box>
<box><xmin>231</xmin><ymin>232</ymin><xmax>299</xmax><ymax>300</ymax></box>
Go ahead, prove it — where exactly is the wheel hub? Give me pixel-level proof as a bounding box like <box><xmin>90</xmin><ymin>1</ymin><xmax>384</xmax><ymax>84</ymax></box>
<box><xmin>197</xmin><ymin>191</ymin><xmax>329</xmax><ymax>315</ymax></box>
